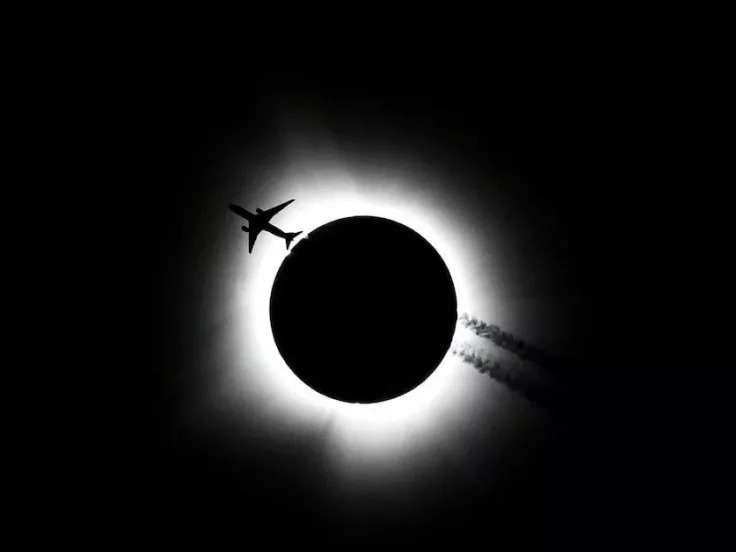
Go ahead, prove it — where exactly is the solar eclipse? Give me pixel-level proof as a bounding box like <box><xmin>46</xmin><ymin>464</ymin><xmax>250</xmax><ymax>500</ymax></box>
<box><xmin>270</xmin><ymin>215</ymin><xmax>457</xmax><ymax>404</ymax></box>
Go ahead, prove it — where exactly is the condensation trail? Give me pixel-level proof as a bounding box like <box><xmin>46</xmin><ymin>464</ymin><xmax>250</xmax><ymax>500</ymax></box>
<box><xmin>458</xmin><ymin>312</ymin><xmax>572</xmax><ymax>378</ymax></box>
<box><xmin>452</xmin><ymin>317</ymin><xmax>577</xmax><ymax>421</ymax></box>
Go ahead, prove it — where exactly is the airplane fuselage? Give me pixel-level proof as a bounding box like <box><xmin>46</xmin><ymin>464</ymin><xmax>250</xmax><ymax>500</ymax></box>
<box><xmin>235</xmin><ymin>209</ymin><xmax>288</xmax><ymax>238</ymax></box>
<box><xmin>228</xmin><ymin>200</ymin><xmax>301</xmax><ymax>253</ymax></box>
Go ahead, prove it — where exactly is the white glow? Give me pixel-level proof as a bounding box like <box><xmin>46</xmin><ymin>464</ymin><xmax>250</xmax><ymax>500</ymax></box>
<box><xmin>210</xmin><ymin>162</ymin><xmax>506</xmax><ymax>483</ymax></box>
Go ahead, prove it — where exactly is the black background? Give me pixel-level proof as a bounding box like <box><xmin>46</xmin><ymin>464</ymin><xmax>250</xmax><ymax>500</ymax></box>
<box><xmin>14</xmin><ymin>8</ymin><xmax>697</xmax><ymax>549</ymax></box>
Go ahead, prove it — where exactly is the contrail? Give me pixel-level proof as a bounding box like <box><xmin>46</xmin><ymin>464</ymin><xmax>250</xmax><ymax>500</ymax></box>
<box><xmin>451</xmin><ymin>342</ymin><xmax>575</xmax><ymax>420</ymax></box>
<box><xmin>458</xmin><ymin>312</ymin><xmax>572</xmax><ymax>378</ymax></box>
<box><xmin>458</xmin><ymin>313</ymin><xmax>528</xmax><ymax>355</ymax></box>
<box><xmin>453</xmin><ymin>315</ymin><xmax>580</xmax><ymax>420</ymax></box>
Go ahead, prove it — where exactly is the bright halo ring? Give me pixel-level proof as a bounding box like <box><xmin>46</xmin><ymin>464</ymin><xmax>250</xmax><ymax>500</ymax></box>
<box><xmin>223</xmin><ymin>168</ymin><xmax>489</xmax><ymax>466</ymax></box>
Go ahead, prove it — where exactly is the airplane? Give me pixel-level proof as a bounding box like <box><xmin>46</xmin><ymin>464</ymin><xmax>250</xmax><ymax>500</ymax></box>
<box><xmin>228</xmin><ymin>199</ymin><xmax>302</xmax><ymax>253</ymax></box>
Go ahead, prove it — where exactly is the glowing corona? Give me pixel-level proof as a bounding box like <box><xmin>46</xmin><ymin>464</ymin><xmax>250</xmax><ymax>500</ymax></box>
<box><xmin>213</xmin><ymin>165</ymin><xmax>502</xmax><ymax>479</ymax></box>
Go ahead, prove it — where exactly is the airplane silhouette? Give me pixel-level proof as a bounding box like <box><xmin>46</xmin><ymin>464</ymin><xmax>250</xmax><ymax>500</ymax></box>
<box><xmin>228</xmin><ymin>199</ymin><xmax>302</xmax><ymax>253</ymax></box>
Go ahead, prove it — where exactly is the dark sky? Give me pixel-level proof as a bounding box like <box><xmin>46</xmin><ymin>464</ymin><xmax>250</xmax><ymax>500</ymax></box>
<box><xmin>15</xmin><ymin>11</ymin><xmax>696</xmax><ymax>549</ymax></box>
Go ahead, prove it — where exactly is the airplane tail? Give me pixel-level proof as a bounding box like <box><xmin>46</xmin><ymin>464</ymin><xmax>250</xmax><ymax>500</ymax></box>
<box><xmin>285</xmin><ymin>231</ymin><xmax>302</xmax><ymax>250</ymax></box>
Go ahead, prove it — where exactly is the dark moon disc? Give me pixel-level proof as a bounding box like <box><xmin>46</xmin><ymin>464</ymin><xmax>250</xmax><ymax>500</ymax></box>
<box><xmin>269</xmin><ymin>216</ymin><xmax>457</xmax><ymax>403</ymax></box>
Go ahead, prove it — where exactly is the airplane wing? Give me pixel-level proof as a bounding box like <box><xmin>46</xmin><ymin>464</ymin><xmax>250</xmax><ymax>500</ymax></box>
<box><xmin>248</xmin><ymin>230</ymin><xmax>258</xmax><ymax>253</ymax></box>
<box><xmin>260</xmin><ymin>199</ymin><xmax>295</xmax><ymax>222</ymax></box>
